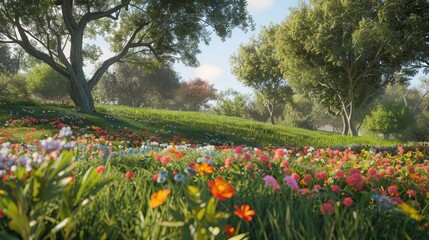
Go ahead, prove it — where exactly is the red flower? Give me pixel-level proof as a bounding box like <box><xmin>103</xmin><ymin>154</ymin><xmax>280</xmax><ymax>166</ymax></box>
<box><xmin>96</xmin><ymin>165</ymin><xmax>106</xmax><ymax>174</ymax></box>
<box><xmin>234</xmin><ymin>204</ymin><xmax>256</xmax><ymax>222</ymax></box>
<box><xmin>225</xmin><ymin>224</ymin><xmax>236</xmax><ymax>238</ymax></box>
<box><xmin>343</xmin><ymin>197</ymin><xmax>353</xmax><ymax>207</ymax></box>
<box><xmin>125</xmin><ymin>171</ymin><xmax>134</xmax><ymax>180</ymax></box>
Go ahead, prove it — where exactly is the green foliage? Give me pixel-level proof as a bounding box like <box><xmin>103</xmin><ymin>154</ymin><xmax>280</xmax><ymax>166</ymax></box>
<box><xmin>365</xmin><ymin>101</ymin><xmax>415</xmax><ymax>139</ymax></box>
<box><xmin>96</xmin><ymin>62</ymin><xmax>181</xmax><ymax>108</ymax></box>
<box><xmin>0</xmin><ymin>150</ymin><xmax>108</xmax><ymax>239</ymax></box>
<box><xmin>213</xmin><ymin>89</ymin><xmax>251</xmax><ymax>118</ymax></box>
<box><xmin>0</xmin><ymin>74</ymin><xmax>29</xmax><ymax>101</ymax></box>
<box><xmin>231</xmin><ymin>25</ymin><xmax>292</xmax><ymax>124</ymax></box>
<box><xmin>275</xmin><ymin>0</ymin><xmax>429</xmax><ymax>135</ymax></box>
<box><xmin>26</xmin><ymin>64</ymin><xmax>69</xmax><ymax>100</ymax></box>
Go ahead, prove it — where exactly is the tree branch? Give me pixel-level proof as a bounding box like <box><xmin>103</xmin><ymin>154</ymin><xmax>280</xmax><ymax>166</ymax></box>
<box><xmin>61</xmin><ymin>0</ymin><xmax>77</xmax><ymax>34</ymax></box>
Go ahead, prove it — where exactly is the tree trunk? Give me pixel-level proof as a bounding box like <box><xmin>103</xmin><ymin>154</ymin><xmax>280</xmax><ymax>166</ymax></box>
<box><xmin>266</xmin><ymin>102</ymin><xmax>275</xmax><ymax>124</ymax></box>
<box><xmin>67</xmin><ymin>77</ymin><xmax>95</xmax><ymax>112</ymax></box>
<box><xmin>341</xmin><ymin>114</ymin><xmax>349</xmax><ymax>135</ymax></box>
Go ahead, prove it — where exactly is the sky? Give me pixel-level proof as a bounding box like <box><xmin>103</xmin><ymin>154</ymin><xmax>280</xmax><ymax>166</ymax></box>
<box><xmin>172</xmin><ymin>0</ymin><xmax>426</xmax><ymax>94</ymax></box>
<box><xmin>173</xmin><ymin>0</ymin><xmax>299</xmax><ymax>94</ymax></box>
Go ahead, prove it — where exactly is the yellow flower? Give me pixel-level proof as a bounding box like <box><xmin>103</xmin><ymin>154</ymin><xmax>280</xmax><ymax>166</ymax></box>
<box><xmin>398</xmin><ymin>203</ymin><xmax>422</xmax><ymax>221</ymax></box>
<box><xmin>0</xmin><ymin>189</ymin><xmax>6</xmax><ymax>195</ymax></box>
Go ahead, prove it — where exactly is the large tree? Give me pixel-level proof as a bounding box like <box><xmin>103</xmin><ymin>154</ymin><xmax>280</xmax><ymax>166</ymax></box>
<box><xmin>231</xmin><ymin>25</ymin><xmax>292</xmax><ymax>124</ymax></box>
<box><xmin>179</xmin><ymin>78</ymin><xmax>216</xmax><ymax>111</ymax></box>
<box><xmin>276</xmin><ymin>0</ymin><xmax>429</xmax><ymax>135</ymax></box>
<box><xmin>0</xmin><ymin>0</ymin><xmax>252</xmax><ymax>112</ymax></box>
<box><xmin>0</xmin><ymin>43</ymin><xmax>18</xmax><ymax>74</ymax></box>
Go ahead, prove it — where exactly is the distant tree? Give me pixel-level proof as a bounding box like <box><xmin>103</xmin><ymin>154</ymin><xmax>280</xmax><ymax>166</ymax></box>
<box><xmin>214</xmin><ymin>89</ymin><xmax>251</xmax><ymax>118</ymax></box>
<box><xmin>0</xmin><ymin>1</ymin><xmax>253</xmax><ymax>112</ymax></box>
<box><xmin>0</xmin><ymin>74</ymin><xmax>29</xmax><ymax>101</ymax></box>
<box><xmin>0</xmin><ymin>43</ymin><xmax>18</xmax><ymax>74</ymax></box>
<box><xmin>231</xmin><ymin>25</ymin><xmax>292</xmax><ymax>124</ymax></box>
<box><xmin>276</xmin><ymin>0</ymin><xmax>429</xmax><ymax>135</ymax></box>
<box><xmin>96</xmin><ymin>63</ymin><xmax>181</xmax><ymax>108</ymax></box>
<box><xmin>179</xmin><ymin>78</ymin><xmax>216</xmax><ymax>111</ymax></box>
<box><xmin>26</xmin><ymin>64</ymin><xmax>69</xmax><ymax>100</ymax></box>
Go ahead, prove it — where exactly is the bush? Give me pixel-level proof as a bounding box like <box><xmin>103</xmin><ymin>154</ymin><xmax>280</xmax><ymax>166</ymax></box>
<box><xmin>0</xmin><ymin>74</ymin><xmax>29</xmax><ymax>101</ymax></box>
<box><xmin>26</xmin><ymin>64</ymin><xmax>69</xmax><ymax>100</ymax></box>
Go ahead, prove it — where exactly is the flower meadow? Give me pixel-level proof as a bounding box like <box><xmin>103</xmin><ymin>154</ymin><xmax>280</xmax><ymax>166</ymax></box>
<box><xmin>1</xmin><ymin>109</ymin><xmax>429</xmax><ymax>239</ymax></box>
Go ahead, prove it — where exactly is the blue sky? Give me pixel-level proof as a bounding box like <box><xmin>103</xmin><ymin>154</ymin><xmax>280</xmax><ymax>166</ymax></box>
<box><xmin>173</xmin><ymin>0</ymin><xmax>426</xmax><ymax>93</ymax></box>
<box><xmin>173</xmin><ymin>0</ymin><xmax>299</xmax><ymax>94</ymax></box>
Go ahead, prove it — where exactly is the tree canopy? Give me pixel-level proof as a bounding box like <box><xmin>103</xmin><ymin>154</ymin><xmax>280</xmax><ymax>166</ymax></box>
<box><xmin>0</xmin><ymin>0</ymin><xmax>253</xmax><ymax>112</ymax></box>
<box><xmin>231</xmin><ymin>25</ymin><xmax>292</xmax><ymax>124</ymax></box>
<box><xmin>275</xmin><ymin>0</ymin><xmax>429</xmax><ymax>135</ymax></box>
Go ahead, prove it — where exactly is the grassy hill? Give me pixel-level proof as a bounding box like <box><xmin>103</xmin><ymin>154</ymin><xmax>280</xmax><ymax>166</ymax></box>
<box><xmin>0</xmin><ymin>101</ymin><xmax>401</xmax><ymax>147</ymax></box>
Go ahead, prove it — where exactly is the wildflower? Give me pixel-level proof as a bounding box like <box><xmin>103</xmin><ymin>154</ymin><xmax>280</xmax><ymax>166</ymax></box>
<box><xmin>398</xmin><ymin>203</ymin><xmax>422</xmax><ymax>221</ymax></box>
<box><xmin>346</xmin><ymin>170</ymin><xmax>363</xmax><ymax>191</ymax></box>
<box><xmin>245</xmin><ymin>162</ymin><xmax>254</xmax><ymax>169</ymax></box>
<box><xmin>333</xmin><ymin>170</ymin><xmax>345</xmax><ymax>179</ymax></box>
<box><xmin>315</xmin><ymin>172</ymin><xmax>327</xmax><ymax>181</ymax></box>
<box><xmin>343</xmin><ymin>197</ymin><xmax>353</xmax><ymax>207</ymax></box>
<box><xmin>387</xmin><ymin>184</ymin><xmax>398</xmax><ymax>196</ymax></box>
<box><xmin>157</xmin><ymin>175</ymin><xmax>167</xmax><ymax>183</ymax></box>
<box><xmin>284</xmin><ymin>175</ymin><xmax>300</xmax><ymax>192</ymax></box>
<box><xmin>125</xmin><ymin>171</ymin><xmax>134</xmax><ymax>180</ymax></box>
<box><xmin>224</xmin><ymin>157</ymin><xmax>234</xmax><ymax>169</ymax></box>
<box><xmin>174</xmin><ymin>173</ymin><xmax>185</xmax><ymax>182</ymax></box>
<box><xmin>154</xmin><ymin>153</ymin><xmax>162</xmax><ymax>160</ymax></box>
<box><xmin>58</xmin><ymin>126</ymin><xmax>72</xmax><ymax>138</ymax></box>
<box><xmin>197</xmin><ymin>163</ymin><xmax>214</xmax><ymax>175</ymax></box>
<box><xmin>234</xmin><ymin>204</ymin><xmax>256</xmax><ymax>222</ymax></box>
<box><xmin>320</xmin><ymin>200</ymin><xmax>334</xmax><ymax>215</ymax></box>
<box><xmin>225</xmin><ymin>224</ymin><xmax>236</xmax><ymax>238</ymax></box>
<box><xmin>259</xmin><ymin>154</ymin><xmax>270</xmax><ymax>164</ymax></box>
<box><xmin>274</xmin><ymin>149</ymin><xmax>286</xmax><ymax>160</ymax></box>
<box><xmin>407</xmin><ymin>189</ymin><xmax>416</xmax><ymax>198</ymax></box>
<box><xmin>149</xmin><ymin>189</ymin><xmax>171</xmax><ymax>208</ymax></box>
<box><xmin>41</xmin><ymin>137</ymin><xmax>61</xmax><ymax>151</ymax></box>
<box><xmin>331</xmin><ymin>185</ymin><xmax>341</xmax><ymax>193</ymax></box>
<box><xmin>263</xmin><ymin>175</ymin><xmax>280</xmax><ymax>191</ymax></box>
<box><xmin>208</xmin><ymin>177</ymin><xmax>235</xmax><ymax>201</ymax></box>
<box><xmin>96</xmin><ymin>165</ymin><xmax>106</xmax><ymax>174</ymax></box>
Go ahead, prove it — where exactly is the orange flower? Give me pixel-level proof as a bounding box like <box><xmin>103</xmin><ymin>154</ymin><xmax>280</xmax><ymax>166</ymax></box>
<box><xmin>234</xmin><ymin>204</ymin><xmax>256</xmax><ymax>222</ymax></box>
<box><xmin>225</xmin><ymin>224</ymin><xmax>236</xmax><ymax>238</ymax></box>
<box><xmin>149</xmin><ymin>189</ymin><xmax>171</xmax><ymax>208</ymax></box>
<box><xmin>197</xmin><ymin>163</ymin><xmax>214</xmax><ymax>175</ymax></box>
<box><xmin>208</xmin><ymin>177</ymin><xmax>235</xmax><ymax>201</ymax></box>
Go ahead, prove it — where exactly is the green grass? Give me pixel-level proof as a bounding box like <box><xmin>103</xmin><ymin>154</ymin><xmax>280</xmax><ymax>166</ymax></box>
<box><xmin>0</xmin><ymin>101</ymin><xmax>401</xmax><ymax>147</ymax></box>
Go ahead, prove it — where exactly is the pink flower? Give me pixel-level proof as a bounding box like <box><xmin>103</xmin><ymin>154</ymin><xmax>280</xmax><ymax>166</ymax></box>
<box><xmin>342</xmin><ymin>197</ymin><xmax>353</xmax><ymax>207</ymax></box>
<box><xmin>255</xmin><ymin>148</ymin><xmax>263</xmax><ymax>156</ymax></box>
<box><xmin>234</xmin><ymin>146</ymin><xmax>244</xmax><ymax>155</ymax></box>
<box><xmin>125</xmin><ymin>171</ymin><xmax>134</xmax><ymax>180</ymax></box>
<box><xmin>331</xmin><ymin>185</ymin><xmax>341</xmax><ymax>193</ymax></box>
<box><xmin>315</xmin><ymin>172</ymin><xmax>327</xmax><ymax>181</ymax></box>
<box><xmin>245</xmin><ymin>162</ymin><xmax>254</xmax><ymax>170</ymax></box>
<box><xmin>152</xmin><ymin>173</ymin><xmax>159</xmax><ymax>181</ymax></box>
<box><xmin>161</xmin><ymin>156</ymin><xmax>171</xmax><ymax>164</ymax></box>
<box><xmin>334</xmin><ymin>170</ymin><xmax>345</xmax><ymax>179</ymax></box>
<box><xmin>303</xmin><ymin>174</ymin><xmax>313</xmax><ymax>182</ymax></box>
<box><xmin>346</xmin><ymin>170</ymin><xmax>363</xmax><ymax>191</ymax></box>
<box><xmin>225</xmin><ymin>157</ymin><xmax>234</xmax><ymax>169</ymax></box>
<box><xmin>284</xmin><ymin>175</ymin><xmax>300</xmax><ymax>192</ymax></box>
<box><xmin>387</xmin><ymin>184</ymin><xmax>398</xmax><ymax>196</ymax></box>
<box><xmin>244</xmin><ymin>153</ymin><xmax>252</xmax><ymax>161</ymax></box>
<box><xmin>263</xmin><ymin>175</ymin><xmax>280</xmax><ymax>191</ymax></box>
<box><xmin>291</xmin><ymin>173</ymin><xmax>300</xmax><ymax>182</ymax></box>
<box><xmin>96</xmin><ymin>165</ymin><xmax>106</xmax><ymax>174</ymax></box>
<box><xmin>280</xmin><ymin>160</ymin><xmax>289</xmax><ymax>168</ymax></box>
<box><xmin>407</xmin><ymin>189</ymin><xmax>416</xmax><ymax>197</ymax></box>
<box><xmin>407</xmin><ymin>165</ymin><xmax>415</xmax><ymax>173</ymax></box>
<box><xmin>320</xmin><ymin>201</ymin><xmax>334</xmax><ymax>215</ymax></box>
<box><xmin>274</xmin><ymin>149</ymin><xmax>286</xmax><ymax>160</ymax></box>
<box><xmin>314</xmin><ymin>184</ymin><xmax>322</xmax><ymax>192</ymax></box>
<box><xmin>259</xmin><ymin>154</ymin><xmax>270</xmax><ymax>164</ymax></box>
<box><xmin>154</xmin><ymin>153</ymin><xmax>162</xmax><ymax>160</ymax></box>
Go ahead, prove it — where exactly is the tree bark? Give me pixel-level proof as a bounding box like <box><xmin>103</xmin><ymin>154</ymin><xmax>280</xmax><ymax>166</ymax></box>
<box><xmin>341</xmin><ymin>114</ymin><xmax>349</xmax><ymax>135</ymax></box>
<box><xmin>67</xmin><ymin>77</ymin><xmax>95</xmax><ymax>112</ymax></box>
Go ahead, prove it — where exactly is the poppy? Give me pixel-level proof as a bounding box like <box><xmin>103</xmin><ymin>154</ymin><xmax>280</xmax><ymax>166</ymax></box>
<box><xmin>150</xmin><ymin>189</ymin><xmax>171</xmax><ymax>208</ymax></box>
<box><xmin>234</xmin><ymin>204</ymin><xmax>256</xmax><ymax>222</ymax></box>
<box><xmin>208</xmin><ymin>177</ymin><xmax>235</xmax><ymax>201</ymax></box>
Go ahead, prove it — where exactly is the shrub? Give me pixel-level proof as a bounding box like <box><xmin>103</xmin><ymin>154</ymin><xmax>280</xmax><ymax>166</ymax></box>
<box><xmin>26</xmin><ymin>64</ymin><xmax>69</xmax><ymax>100</ymax></box>
<box><xmin>0</xmin><ymin>74</ymin><xmax>29</xmax><ymax>101</ymax></box>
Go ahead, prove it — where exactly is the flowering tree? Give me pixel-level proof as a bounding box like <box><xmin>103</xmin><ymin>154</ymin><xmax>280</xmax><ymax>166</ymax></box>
<box><xmin>179</xmin><ymin>78</ymin><xmax>216</xmax><ymax>111</ymax></box>
<box><xmin>0</xmin><ymin>0</ymin><xmax>252</xmax><ymax>112</ymax></box>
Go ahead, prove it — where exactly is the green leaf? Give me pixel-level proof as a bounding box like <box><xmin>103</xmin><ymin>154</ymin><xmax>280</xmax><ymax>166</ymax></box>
<box><xmin>228</xmin><ymin>233</ymin><xmax>250</xmax><ymax>240</ymax></box>
<box><xmin>160</xmin><ymin>221</ymin><xmax>185</xmax><ymax>227</ymax></box>
<box><xmin>196</xmin><ymin>208</ymin><xmax>206</xmax><ymax>221</ymax></box>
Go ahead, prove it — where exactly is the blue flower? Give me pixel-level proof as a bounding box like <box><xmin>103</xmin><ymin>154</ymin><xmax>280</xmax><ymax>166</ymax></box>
<box><xmin>174</xmin><ymin>173</ymin><xmax>185</xmax><ymax>182</ymax></box>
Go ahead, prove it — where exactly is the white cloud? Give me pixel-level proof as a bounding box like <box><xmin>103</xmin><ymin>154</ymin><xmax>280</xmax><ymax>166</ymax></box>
<box><xmin>194</xmin><ymin>64</ymin><xmax>225</xmax><ymax>82</ymax></box>
<box><xmin>247</xmin><ymin>0</ymin><xmax>274</xmax><ymax>12</ymax></box>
